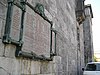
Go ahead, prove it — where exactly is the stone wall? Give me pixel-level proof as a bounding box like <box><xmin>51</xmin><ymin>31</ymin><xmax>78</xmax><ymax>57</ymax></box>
<box><xmin>0</xmin><ymin>0</ymin><xmax>87</xmax><ymax>75</ymax></box>
<box><xmin>83</xmin><ymin>4</ymin><xmax>94</xmax><ymax>64</ymax></box>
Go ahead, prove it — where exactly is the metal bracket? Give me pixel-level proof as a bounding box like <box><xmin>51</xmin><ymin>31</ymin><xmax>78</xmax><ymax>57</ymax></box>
<box><xmin>15</xmin><ymin>50</ymin><xmax>52</xmax><ymax>61</ymax></box>
<box><xmin>2</xmin><ymin>0</ymin><xmax>14</xmax><ymax>44</ymax></box>
<box><xmin>35</xmin><ymin>3</ymin><xmax>45</xmax><ymax>17</ymax></box>
<box><xmin>3</xmin><ymin>0</ymin><xmax>26</xmax><ymax>45</ymax></box>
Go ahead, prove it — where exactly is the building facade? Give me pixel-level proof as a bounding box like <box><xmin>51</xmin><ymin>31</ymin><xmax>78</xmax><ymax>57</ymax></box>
<box><xmin>0</xmin><ymin>0</ymin><xmax>93</xmax><ymax>75</ymax></box>
<box><xmin>83</xmin><ymin>4</ymin><xmax>94</xmax><ymax>64</ymax></box>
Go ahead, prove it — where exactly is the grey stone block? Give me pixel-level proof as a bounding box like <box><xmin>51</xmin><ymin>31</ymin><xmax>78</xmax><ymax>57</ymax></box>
<box><xmin>4</xmin><ymin>44</ymin><xmax>16</xmax><ymax>58</ymax></box>
<box><xmin>53</xmin><ymin>56</ymin><xmax>62</xmax><ymax>64</ymax></box>
<box><xmin>0</xmin><ymin>39</ymin><xmax>4</xmax><ymax>56</ymax></box>
<box><xmin>0</xmin><ymin>67</ymin><xmax>10</xmax><ymax>75</ymax></box>
<box><xmin>0</xmin><ymin>57</ymin><xmax>42</xmax><ymax>75</ymax></box>
<box><xmin>0</xmin><ymin>57</ymin><xmax>18</xmax><ymax>75</ymax></box>
<box><xmin>40</xmin><ymin>61</ymin><xmax>55</xmax><ymax>74</ymax></box>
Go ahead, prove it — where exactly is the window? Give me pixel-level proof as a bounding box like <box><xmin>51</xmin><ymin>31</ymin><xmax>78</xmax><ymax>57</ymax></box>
<box><xmin>85</xmin><ymin>64</ymin><xmax>96</xmax><ymax>71</ymax></box>
<box><xmin>96</xmin><ymin>64</ymin><xmax>100</xmax><ymax>71</ymax></box>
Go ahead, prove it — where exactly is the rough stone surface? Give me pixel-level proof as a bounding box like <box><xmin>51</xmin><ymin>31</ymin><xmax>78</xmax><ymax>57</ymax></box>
<box><xmin>22</xmin><ymin>7</ymin><xmax>51</xmax><ymax>57</ymax></box>
<box><xmin>0</xmin><ymin>67</ymin><xmax>9</xmax><ymax>75</ymax></box>
<box><xmin>83</xmin><ymin>6</ymin><xmax>94</xmax><ymax>64</ymax></box>
<box><xmin>4</xmin><ymin>44</ymin><xmax>16</xmax><ymax>58</ymax></box>
<box><xmin>0</xmin><ymin>57</ymin><xmax>41</xmax><ymax>75</ymax></box>
<box><xmin>0</xmin><ymin>1</ymin><xmax>7</xmax><ymax>57</ymax></box>
<box><xmin>0</xmin><ymin>0</ymin><xmax>93</xmax><ymax>75</ymax></box>
<box><xmin>10</xmin><ymin>6</ymin><xmax>21</xmax><ymax>41</ymax></box>
<box><xmin>0</xmin><ymin>1</ymin><xmax>7</xmax><ymax>38</ymax></box>
<box><xmin>0</xmin><ymin>39</ymin><xmax>4</xmax><ymax>56</ymax></box>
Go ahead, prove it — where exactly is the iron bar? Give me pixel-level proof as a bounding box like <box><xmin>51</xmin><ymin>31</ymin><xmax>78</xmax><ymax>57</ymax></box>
<box><xmin>55</xmin><ymin>33</ymin><xmax>57</xmax><ymax>55</ymax></box>
<box><xmin>19</xmin><ymin>0</ymin><xmax>26</xmax><ymax>45</ymax></box>
<box><xmin>51</xmin><ymin>28</ymin><xmax>57</xmax><ymax>56</ymax></box>
<box><xmin>50</xmin><ymin>23</ymin><xmax>53</xmax><ymax>57</ymax></box>
<box><xmin>3</xmin><ymin>0</ymin><xmax>14</xmax><ymax>43</ymax></box>
<box><xmin>14</xmin><ymin>2</ymin><xmax>23</xmax><ymax>9</ymax></box>
<box><xmin>15</xmin><ymin>50</ymin><xmax>52</xmax><ymax>61</ymax></box>
<box><xmin>10</xmin><ymin>39</ymin><xmax>20</xmax><ymax>46</ymax></box>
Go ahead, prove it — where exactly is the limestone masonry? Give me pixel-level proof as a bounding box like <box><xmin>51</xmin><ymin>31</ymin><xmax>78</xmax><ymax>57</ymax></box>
<box><xmin>0</xmin><ymin>0</ymin><xmax>93</xmax><ymax>75</ymax></box>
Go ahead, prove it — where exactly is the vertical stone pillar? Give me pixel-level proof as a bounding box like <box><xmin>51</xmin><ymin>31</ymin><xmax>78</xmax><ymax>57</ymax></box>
<box><xmin>83</xmin><ymin>4</ymin><xmax>94</xmax><ymax>64</ymax></box>
<box><xmin>53</xmin><ymin>56</ymin><xmax>63</xmax><ymax>75</ymax></box>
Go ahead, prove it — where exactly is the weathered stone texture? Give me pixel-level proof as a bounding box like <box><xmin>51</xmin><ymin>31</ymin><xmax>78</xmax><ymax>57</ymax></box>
<box><xmin>4</xmin><ymin>44</ymin><xmax>16</xmax><ymax>58</ymax></box>
<box><xmin>10</xmin><ymin>6</ymin><xmax>21</xmax><ymax>41</ymax></box>
<box><xmin>83</xmin><ymin>5</ymin><xmax>94</xmax><ymax>65</ymax></box>
<box><xmin>0</xmin><ymin>0</ymin><xmax>91</xmax><ymax>75</ymax></box>
<box><xmin>0</xmin><ymin>39</ymin><xmax>4</xmax><ymax>56</ymax></box>
<box><xmin>0</xmin><ymin>1</ymin><xmax>7</xmax><ymax>37</ymax></box>
<box><xmin>0</xmin><ymin>57</ymin><xmax>41</xmax><ymax>75</ymax></box>
<box><xmin>0</xmin><ymin>1</ymin><xmax>7</xmax><ymax>56</ymax></box>
<box><xmin>79</xmin><ymin>24</ymin><xmax>85</xmax><ymax>74</ymax></box>
<box><xmin>23</xmin><ymin>9</ymin><xmax>51</xmax><ymax>57</ymax></box>
<box><xmin>51</xmin><ymin>0</ymin><xmax>78</xmax><ymax>75</ymax></box>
